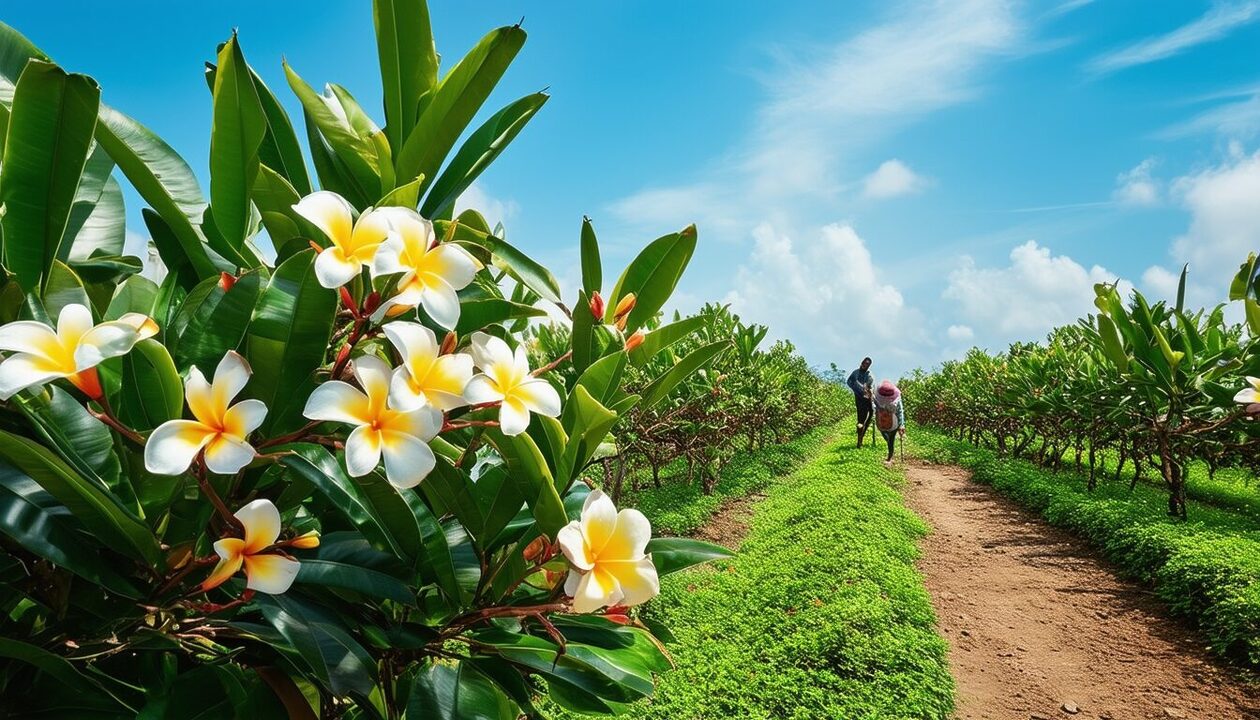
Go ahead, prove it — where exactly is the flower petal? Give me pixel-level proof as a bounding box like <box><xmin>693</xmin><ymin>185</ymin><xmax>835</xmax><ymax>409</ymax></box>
<box><xmin>314</xmin><ymin>247</ymin><xmax>363</xmax><ymax>289</ymax></box>
<box><xmin>372</xmin><ymin>234</ymin><xmax>408</xmax><ymax>277</ymax></box>
<box><xmin>200</xmin><ymin>553</ymin><xmax>244</xmax><ymax>592</ymax></box>
<box><xmin>243</xmin><ymin>553</ymin><xmax>301</xmax><ymax>594</ymax></box>
<box><xmin>514</xmin><ymin>378</ymin><xmax>561</xmax><ymax>418</ymax></box>
<box><xmin>463</xmin><ymin>374</ymin><xmax>505</xmax><ymax>405</ymax></box>
<box><xmin>74</xmin><ymin>320</ymin><xmax>146</xmax><ymax>371</ymax></box>
<box><xmin>380</xmin><ymin>430</ymin><xmax>436</xmax><ymax>489</ymax></box>
<box><xmin>386</xmin><ymin>406</ymin><xmax>443</xmax><ymax>441</ymax></box>
<box><xmin>345</xmin><ymin>425</ymin><xmax>383</xmax><ymax>477</ymax></box>
<box><xmin>115</xmin><ymin>313</ymin><xmax>159</xmax><ymax>341</ymax></box>
<box><xmin>349</xmin><ymin>207</ymin><xmax>392</xmax><ymax>261</ymax></box>
<box><xmin>570</xmin><ymin>567</ymin><xmax>622</xmax><ymax>614</ymax></box>
<box><xmin>303</xmin><ymin>381</ymin><xmax>371</xmax><ymax>425</ymax></box>
<box><xmin>389</xmin><ymin>366</ymin><xmax>427</xmax><ymax>411</ymax></box>
<box><xmin>0</xmin><ymin>354</ymin><xmax>69</xmax><ymax>400</ymax></box>
<box><xmin>204</xmin><ymin>434</ymin><xmax>257</xmax><ymax>475</ymax></box>
<box><xmin>425</xmin><ymin>244</ymin><xmax>479</xmax><ymax>290</ymax></box>
<box><xmin>55</xmin><ymin>304</ymin><xmax>95</xmax><ymax>348</ymax></box>
<box><xmin>352</xmin><ymin>355</ymin><xmax>393</xmax><ymax>410</ymax></box>
<box><xmin>211</xmin><ymin>351</ymin><xmax>252</xmax><ymax>408</ymax></box>
<box><xmin>1235</xmin><ymin>387</ymin><xmax>1260</xmax><ymax>404</ymax></box>
<box><xmin>600</xmin><ymin>508</ymin><xmax>652</xmax><ymax>561</ymax></box>
<box><xmin>234</xmin><ymin>498</ymin><xmax>282</xmax><ymax>553</ymax></box>
<box><xmin>468</xmin><ymin>332</ymin><xmax>512</xmax><ymax>371</ymax></box>
<box><xmin>222</xmin><ymin>399</ymin><xmax>268</xmax><ymax>438</ymax></box>
<box><xmin>579</xmin><ymin>490</ymin><xmax>619</xmax><ymax>559</ymax></box>
<box><xmin>383</xmin><ymin>321</ymin><xmax>438</xmax><ymax>366</ymax></box>
<box><xmin>601</xmin><ymin>557</ymin><xmax>660</xmax><ymax>607</ymax></box>
<box><xmin>144</xmin><ymin>420</ymin><xmax>215</xmax><ymax>475</ymax></box>
<box><xmin>498</xmin><ymin>397</ymin><xmax>532</xmax><ymax>436</ymax></box>
<box><xmin>418</xmin><ymin>278</ymin><xmax>461</xmax><ymax>330</ymax></box>
<box><xmin>557</xmin><ymin>521</ymin><xmax>593</xmax><ymax>571</ymax></box>
<box><xmin>293</xmin><ymin>191</ymin><xmax>354</xmax><ymax>248</ymax></box>
<box><xmin>0</xmin><ymin>320</ymin><xmax>60</xmax><ymax>357</ymax></box>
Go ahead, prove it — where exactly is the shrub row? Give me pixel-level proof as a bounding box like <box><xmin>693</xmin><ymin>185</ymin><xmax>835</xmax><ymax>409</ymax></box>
<box><xmin>913</xmin><ymin>427</ymin><xmax>1260</xmax><ymax>669</ymax></box>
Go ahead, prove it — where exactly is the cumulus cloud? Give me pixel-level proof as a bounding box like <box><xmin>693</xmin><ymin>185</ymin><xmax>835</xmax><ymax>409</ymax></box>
<box><xmin>726</xmin><ymin>223</ymin><xmax>928</xmax><ymax>373</ymax></box>
<box><xmin>455</xmin><ymin>183</ymin><xmax>519</xmax><ymax>232</ymax></box>
<box><xmin>1086</xmin><ymin>1</ymin><xmax>1260</xmax><ymax>76</ymax></box>
<box><xmin>943</xmin><ymin>241</ymin><xmax>1131</xmax><ymax>343</ymax></box>
<box><xmin>862</xmin><ymin>159</ymin><xmax>929</xmax><ymax>199</ymax></box>
<box><xmin>1113</xmin><ymin>158</ymin><xmax>1160</xmax><ymax>206</ymax></box>
<box><xmin>946</xmin><ymin>324</ymin><xmax>975</xmax><ymax>341</ymax></box>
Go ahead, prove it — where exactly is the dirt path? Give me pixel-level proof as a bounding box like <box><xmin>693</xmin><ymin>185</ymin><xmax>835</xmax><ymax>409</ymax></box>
<box><xmin>903</xmin><ymin>461</ymin><xmax>1260</xmax><ymax>720</ymax></box>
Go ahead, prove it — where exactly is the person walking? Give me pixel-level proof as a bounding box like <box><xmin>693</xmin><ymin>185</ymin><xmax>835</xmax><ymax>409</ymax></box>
<box><xmin>872</xmin><ymin>380</ymin><xmax>906</xmax><ymax>468</ymax></box>
<box><xmin>847</xmin><ymin>357</ymin><xmax>875</xmax><ymax>447</ymax></box>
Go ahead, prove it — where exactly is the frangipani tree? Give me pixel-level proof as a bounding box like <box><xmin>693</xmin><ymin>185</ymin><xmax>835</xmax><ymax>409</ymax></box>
<box><xmin>0</xmin><ymin>4</ymin><xmax>734</xmax><ymax>717</ymax></box>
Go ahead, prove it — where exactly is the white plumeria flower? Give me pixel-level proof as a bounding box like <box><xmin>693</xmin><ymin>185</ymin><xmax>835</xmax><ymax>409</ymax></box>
<box><xmin>464</xmin><ymin>332</ymin><xmax>561</xmax><ymax>437</ymax></box>
<box><xmin>144</xmin><ymin>351</ymin><xmax>268</xmax><ymax>476</ymax></box>
<box><xmin>557</xmin><ymin>490</ymin><xmax>659</xmax><ymax>614</ymax></box>
<box><xmin>292</xmin><ymin>191</ymin><xmax>393</xmax><ymax>289</ymax></box>
<box><xmin>200</xmin><ymin>499</ymin><xmax>302</xmax><ymax>595</ymax></box>
<box><xmin>302</xmin><ymin>355</ymin><xmax>443</xmax><ymax>489</ymax></box>
<box><xmin>1235</xmin><ymin>376</ymin><xmax>1260</xmax><ymax>414</ymax></box>
<box><xmin>0</xmin><ymin>303</ymin><xmax>157</xmax><ymax>400</ymax></box>
<box><xmin>370</xmin><ymin>207</ymin><xmax>479</xmax><ymax>328</ymax></box>
<box><xmin>382</xmin><ymin>321</ymin><xmax>473</xmax><ymax>412</ymax></box>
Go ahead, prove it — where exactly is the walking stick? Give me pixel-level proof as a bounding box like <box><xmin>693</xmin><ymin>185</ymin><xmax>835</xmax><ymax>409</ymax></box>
<box><xmin>899</xmin><ymin>431</ymin><xmax>905</xmax><ymax>464</ymax></box>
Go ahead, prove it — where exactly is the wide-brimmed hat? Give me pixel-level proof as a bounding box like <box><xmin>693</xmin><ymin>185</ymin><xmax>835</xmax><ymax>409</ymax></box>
<box><xmin>876</xmin><ymin>380</ymin><xmax>900</xmax><ymax>402</ymax></box>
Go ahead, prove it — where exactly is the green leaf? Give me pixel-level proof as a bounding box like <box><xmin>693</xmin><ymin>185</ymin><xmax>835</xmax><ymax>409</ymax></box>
<box><xmin>0</xmin><ymin>463</ymin><xmax>141</xmax><ymax>597</ymax></box>
<box><xmin>283</xmin><ymin>62</ymin><xmax>381</xmax><ymax>203</ymax></box>
<box><xmin>244</xmin><ymin>249</ymin><xmax>337</xmax><ymax>434</ymax></box>
<box><xmin>277</xmin><ymin>444</ymin><xmax>406</xmax><ymax>557</ymax></box>
<box><xmin>95</xmin><ymin>105</ymin><xmax>225</xmax><ymax>284</ymax></box>
<box><xmin>394</xmin><ymin>25</ymin><xmax>526</xmax><ymax>194</ymax></box>
<box><xmin>249</xmin><ymin>67</ymin><xmax>312</xmax><ymax>196</ymax></box>
<box><xmin>580</xmin><ymin>216</ymin><xmax>601</xmax><ymax>295</ymax></box>
<box><xmin>421</xmin><ymin>91</ymin><xmax>548</xmax><ymax>218</ymax></box>
<box><xmin>0</xmin><ymin>428</ymin><xmax>161</xmax><ymax>567</ymax></box>
<box><xmin>0</xmin><ymin>60</ymin><xmax>99</xmax><ymax>291</ymax></box>
<box><xmin>373</xmin><ymin>0</ymin><xmax>438</xmax><ymax>155</ymax></box>
<box><xmin>573</xmin><ymin>351</ymin><xmax>626</xmax><ymax>408</ymax></box>
<box><xmin>0</xmin><ymin>637</ymin><xmax>118</xmax><ymax>699</ymax></box>
<box><xmin>257</xmin><ymin>594</ymin><xmax>377</xmax><ymax>698</ymax></box>
<box><xmin>483</xmin><ymin>428</ymin><xmax>568</xmax><ymax>537</ymax></box>
<box><xmin>639</xmin><ymin>340</ymin><xmax>728</xmax><ymax>410</ymax></box>
<box><xmin>40</xmin><ymin>260</ymin><xmax>91</xmax><ymax>319</ymax></box>
<box><xmin>607</xmin><ymin>226</ymin><xmax>696</xmax><ymax>333</ymax></box>
<box><xmin>645</xmin><ymin>537</ymin><xmax>734</xmax><ymax>575</ymax></box>
<box><xmin>1095</xmin><ymin>314</ymin><xmax>1129</xmax><ymax>373</ymax></box>
<box><xmin>209</xmin><ymin>33</ymin><xmax>267</xmax><ymax>251</ymax></box>
<box><xmin>167</xmin><ymin>270</ymin><xmax>263</xmax><ymax>372</ymax></box>
<box><xmin>16</xmin><ymin>386</ymin><xmax>122</xmax><ymax>494</ymax></box>
<box><xmin>455</xmin><ymin>297</ymin><xmax>546</xmax><ymax>335</ymax></box>
<box><xmin>115</xmin><ymin>339</ymin><xmax>184</xmax><ymax>432</ymax></box>
<box><xmin>1246</xmin><ymin>298</ymin><xmax>1260</xmax><ymax>337</ymax></box>
<box><xmin>628</xmin><ymin>315</ymin><xmax>706</xmax><ymax>367</ymax></box>
<box><xmin>558</xmin><ymin>386</ymin><xmax>618</xmax><ymax>484</ymax></box>
<box><xmin>295</xmin><ymin>559</ymin><xmax>414</xmax><ymax>605</ymax></box>
<box><xmin>104</xmin><ymin>275</ymin><xmax>159</xmax><ymax>320</ymax></box>
<box><xmin>406</xmin><ymin>661</ymin><xmax>518</xmax><ymax>720</ymax></box>
<box><xmin>439</xmin><ymin>219</ymin><xmax>560</xmax><ymax>303</ymax></box>
<box><xmin>570</xmin><ymin>289</ymin><xmax>600</xmax><ymax>375</ymax></box>
<box><xmin>250</xmin><ymin>164</ymin><xmax>304</xmax><ymax>248</ymax></box>
<box><xmin>61</xmin><ymin>145</ymin><xmax>125</xmax><ymax>262</ymax></box>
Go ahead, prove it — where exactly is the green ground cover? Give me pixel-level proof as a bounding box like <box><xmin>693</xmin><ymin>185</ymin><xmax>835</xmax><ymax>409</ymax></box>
<box><xmin>912</xmin><ymin>427</ymin><xmax>1260</xmax><ymax>670</ymax></box>
<box><xmin>553</xmin><ymin>431</ymin><xmax>955</xmax><ymax>719</ymax></box>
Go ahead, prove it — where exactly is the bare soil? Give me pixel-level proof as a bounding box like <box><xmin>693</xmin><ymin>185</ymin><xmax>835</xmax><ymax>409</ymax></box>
<box><xmin>690</xmin><ymin>492</ymin><xmax>768</xmax><ymax>549</ymax></box>
<box><xmin>902</xmin><ymin>461</ymin><xmax>1260</xmax><ymax>720</ymax></box>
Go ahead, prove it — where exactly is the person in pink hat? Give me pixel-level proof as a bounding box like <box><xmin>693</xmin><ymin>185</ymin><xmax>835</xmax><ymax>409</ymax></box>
<box><xmin>872</xmin><ymin>380</ymin><xmax>905</xmax><ymax>467</ymax></box>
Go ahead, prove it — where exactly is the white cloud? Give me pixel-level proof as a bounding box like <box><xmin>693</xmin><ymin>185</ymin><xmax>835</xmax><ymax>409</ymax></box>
<box><xmin>455</xmin><ymin>183</ymin><xmax>519</xmax><ymax>233</ymax></box>
<box><xmin>943</xmin><ymin>241</ymin><xmax>1131</xmax><ymax>342</ymax></box>
<box><xmin>1113</xmin><ymin>157</ymin><xmax>1160</xmax><ymax>207</ymax></box>
<box><xmin>946</xmin><ymin>324</ymin><xmax>975</xmax><ymax>341</ymax></box>
<box><xmin>1086</xmin><ymin>1</ymin><xmax>1260</xmax><ymax>75</ymax></box>
<box><xmin>1046</xmin><ymin>0</ymin><xmax>1096</xmax><ymax>18</ymax></box>
<box><xmin>1159</xmin><ymin>92</ymin><xmax>1260</xmax><ymax>139</ymax></box>
<box><xmin>1141</xmin><ymin>264</ymin><xmax>1181</xmax><ymax>302</ymax></box>
<box><xmin>862</xmin><ymin>159</ymin><xmax>929</xmax><ymax>199</ymax></box>
<box><xmin>726</xmin><ymin>223</ymin><xmax>928</xmax><ymax>374</ymax></box>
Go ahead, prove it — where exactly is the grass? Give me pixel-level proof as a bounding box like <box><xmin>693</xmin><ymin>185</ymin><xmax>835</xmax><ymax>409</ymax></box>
<box><xmin>618</xmin><ymin>424</ymin><xmax>839</xmax><ymax>536</ymax></box>
<box><xmin>912</xmin><ymin>427</ymin><xmax>1260</xmax><ymax>670</ymax></box>
<box><xmin>552</xmin><ymin>431</ymin><xmax>955</xmax><ymax>719</ymax></box>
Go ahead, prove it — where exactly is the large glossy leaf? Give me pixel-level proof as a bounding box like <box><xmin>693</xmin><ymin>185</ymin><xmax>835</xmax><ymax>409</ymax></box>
<box><xmin>483</xmin><ymin>428</ymin><xmax>567</xmax><ymax>537</ymax></box>
<box><xmin>167</xmin><ymin>270</ymin><xmax>263</xmax><ymax>372</ymax></box>
<box><xmin>406</xmin><ymin>661</ymin><xmax>517</xmax><ymax>720</ymax></box>
<box><xmin>0</xmin><ymin>60</ymin><xmax>99</xmax><ymax>291</ymax></box>
<box><xmin>639</xmin><ymin>340</ymin><xmax>728</xmax><ymax>410</ymax></box>
<box><xmin>249</xmin><ymin>68</ymin><xmax>311</xmax><ymax>196</ymax></box>
<box><xmin>394</xmin><ymin>25</ymin><xmax>526</xmax><ymax>193</ymax></box>
<box><xmin>0</xmin><ymin>637</ymin><xmax>119</xmax><ymax>700</ymax></box>
<box><xmin>15</xmin><ymin>386</ymin><xmax>122</xmax><ymax>495</ymax></box>
<box><xmin>438</xmin><ymin>219</ymin><xmax>560</xmax><ymax>303</ymax></box>
<box><xmin>557</xmin><ymin>386</ymin><xmax>617</xmax><ymax>485</ymax></box>
<box><xmin>250</xmin><ymin>165</ymin><xmax>304</xmax><ymax>249</ymax></box>
<box><xmin>244</xmin><ymin>250</ymin><xmax>336</xmax><ymax>434</ymax></box>
<box><xmin>95</xmin><ymin>106</ymin><xmax>224</xmax><ymax>284</ymax></box>
<box><xmin>454</xmin><ymin>297</ymin><xmax>546</xmax><ymax>335</ymax></box>
<box><xmin>580</xmin><ymin>216</ymin><xmax>601</xmax><ymax>294</ymax></box>
<box><xmin>628</xmin><ymin>315</ymin><xmax>707</xmax><ymax>367</ymax></box>
<box><xmin>115</xmin><ymin>339</ymin><xmax>184</xmax><ymax>433</ymax></box>
<box><xmin>61</xmin><ymin>145</ymin><xmax>125</xmax><ymax>261</ymax></box>
<box><xmin>277</xmin><ymin>444</ymin><xmax>405</xmax><ymax>557</ymax></box>
<box><xmin>0</xmin><ymin>428</ymin><xmax>161</xmax><ymax>566</ymax></box>
<box><xmin>606</xmin><ymin>226</ymin><xmax>697</xmax><ymax>333</ymax></box>
<box><xmin>104</xmin><ymin>276</ymin><xmax>159</xmax><ymax>320</ymax></box>
<box><xmin>208</xmin><ymin>33</ymin><xmax>267</xmax><ymax>251</ymax></box>
<box><xmin>374</xmin><ymin>0</ymin><xmax>438</xmax><ymax>154</ymax></box>
<box><xmin>421</xmin><ymin>92</ymin><xmax>547</xmax><ymax>219</ymax></box>
<box><xmin>257</xmin><ymin>594</ymin><xmax>376</xmax><ymax>698</ymax></box>
<box><xmin>295</xmin><ymin>559</ymin><xmax>414</xmax><ymax>605</ymax></box>
<box><xmin>40</xmin><ymin>260</ymin><xmax>91</xmax><ymax>319</ymax></box>
<box><xmin>0</xmin><ymin>464</ymin><xmax>140</xmax><ymax>597</ymax></box>
<box><xmin>645</xmin><ymin>537</ymin><xmax>734</xmax><ymax>576</ymax></box>
<box><xmin>284</xmin><ymin>62</ymin><xmax>381</xmax><ymax>203</ymax></box>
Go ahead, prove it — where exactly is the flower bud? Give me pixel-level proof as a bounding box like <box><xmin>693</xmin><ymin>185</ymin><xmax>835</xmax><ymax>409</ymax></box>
<box><xmin>613</xmin><ymin>293</ymin><xmax>636</xmax><ymax>321</ymax></box>
<box><xmin>523</xmin><ymin>536</ymin><xmax>551</xmax><ymax>563</ymax></box>
<box><xmin>625</xmin><ymin>330</ymin><xmax>645</xmax><ymax>352</ymax></box>
<box><xmin>589</xmin><ymin>291</ymin><xmax>606</xmax><ymax>320</ymax></box>
<box><xmin>308</xmin><ymin>240</ymin><xmax>324</xmax><ymax>253</ymax></box>
<box><xmin>440</xmin><ymin>331</ymin><xmax>458</xmax><ymax>356</ymax></box>
<box><xmin>363</xmin><ymin>291</ymin><xmax>381</xmax><ymax>316</ymax></box>
<box><xmin>218</xmin><ymin>272</ymin><xmax>238</xmax><ymax>291</ymax></box>
<box><xmin>289</xmin><ymin>531</ymin><xmax>321</xmax><ymax>550</ymax></box>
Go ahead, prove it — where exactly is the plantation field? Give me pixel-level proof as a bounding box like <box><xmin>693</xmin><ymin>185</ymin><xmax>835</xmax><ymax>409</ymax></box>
<box><xmin>552</xmin><ymin>428</ymin><xmax>955</xmax><ymax>720</ymax></box>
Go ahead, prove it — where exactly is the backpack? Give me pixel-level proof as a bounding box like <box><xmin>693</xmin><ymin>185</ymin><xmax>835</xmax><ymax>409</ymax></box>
<box><xmin>875</xmin><ymin>404</ymin><xmax>896</xmax><ymax>432</ymax></box>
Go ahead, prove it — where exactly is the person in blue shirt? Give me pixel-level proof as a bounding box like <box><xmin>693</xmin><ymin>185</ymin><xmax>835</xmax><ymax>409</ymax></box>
<box><xmin>846</xmin><ymin>357</ymin><xmax>874</xmax><ymax>447</ymax></box>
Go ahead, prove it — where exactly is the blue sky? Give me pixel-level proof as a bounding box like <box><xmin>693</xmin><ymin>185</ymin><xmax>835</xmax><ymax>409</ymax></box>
<box><xmin>7</xmin><ymin>1</ymin><xmax>1260</xmax><ymax>380</ymax></box>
